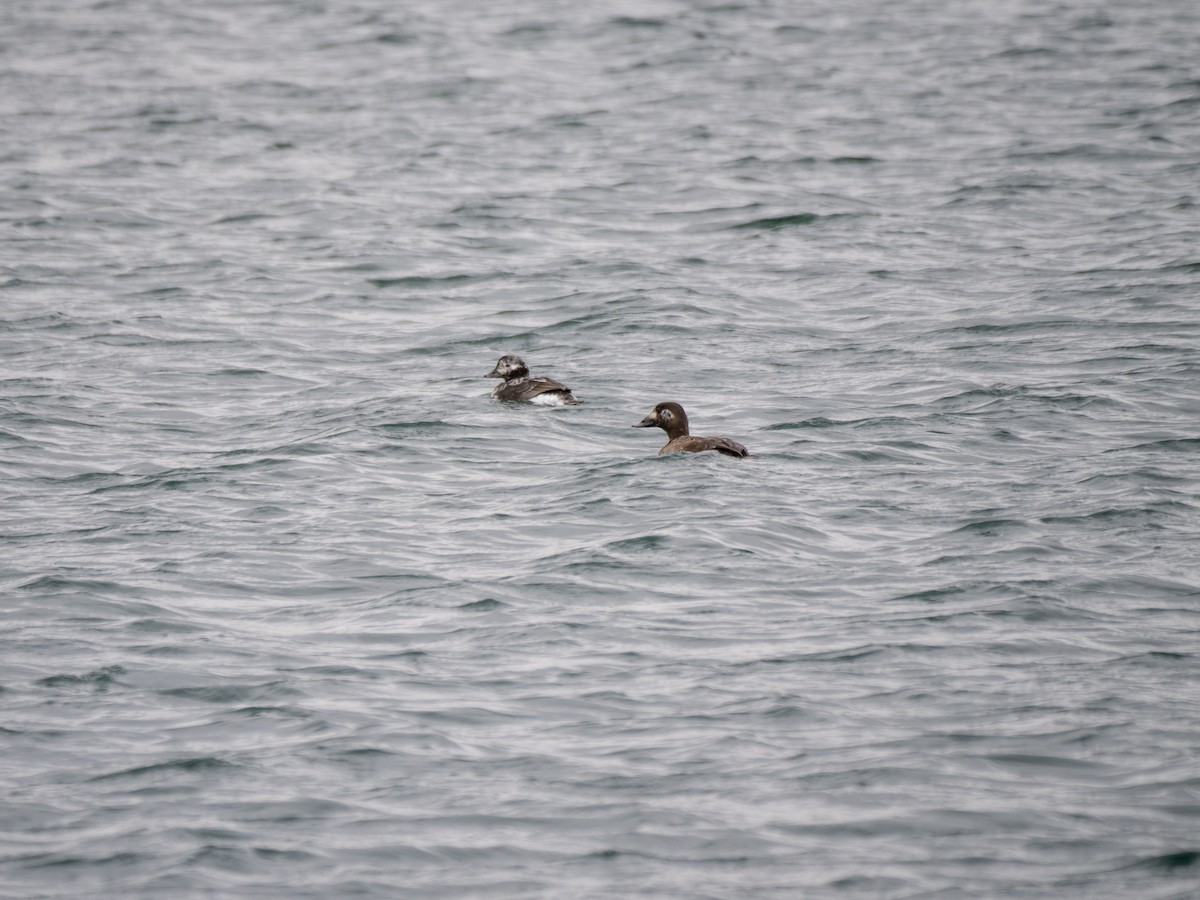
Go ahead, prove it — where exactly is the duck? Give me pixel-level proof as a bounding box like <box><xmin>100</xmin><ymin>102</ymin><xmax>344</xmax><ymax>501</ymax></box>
<box><xmin>487</xmin><ymin>354</ymin><xmax>581</xmax><ymax>406</ymax></box>
<box><xmin>633</xmin><ymin>402</ymin><xmax>749</xmax><ymax>457</ymax></box>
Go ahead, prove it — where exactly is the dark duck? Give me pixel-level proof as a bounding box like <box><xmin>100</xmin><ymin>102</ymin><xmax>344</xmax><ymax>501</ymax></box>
<box><xmin>633</xmin><ymin>402</ymin><xmax>749</xmax><ymax>457</ymax></box>
<box><xmin>487</xmin><ymin>354</ymin><xmax>581</xmax><ymax>406</ymax></box>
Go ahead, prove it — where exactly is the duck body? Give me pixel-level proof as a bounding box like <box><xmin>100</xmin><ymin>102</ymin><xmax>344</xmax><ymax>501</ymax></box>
<box><xmin>633</xmin><ymin>401</ymin><xmax>748</xmax><ymax>458</ymax></box>
<box><xmin>487</xmin><ymin>355</ymin><xmax>581</xmax><ymax>406</ymax></box>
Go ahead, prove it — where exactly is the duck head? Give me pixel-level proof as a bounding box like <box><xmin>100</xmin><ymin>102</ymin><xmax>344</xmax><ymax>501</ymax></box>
<box><xmin>633</xmin><ymin>401</ymin><xmax>690</xmax><ymax>439</ymax></box>
<box><xmin>487</xmin><ymin>355</ymin><xmax>529</xmax><ymax>380</ymax></box>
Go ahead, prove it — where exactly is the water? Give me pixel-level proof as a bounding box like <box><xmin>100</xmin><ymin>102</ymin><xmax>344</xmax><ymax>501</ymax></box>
<box><xmin>3</xmin><ymin>1</ymin><xmax>1199</xmax><ymax>897</ymax></box>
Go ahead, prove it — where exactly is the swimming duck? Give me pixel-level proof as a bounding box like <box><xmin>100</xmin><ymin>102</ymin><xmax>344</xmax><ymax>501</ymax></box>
<box><xmin>633</xmin><ymin>401</ymin><xmax>749</xmax><ymax>457</ymax></box>
<box><xmin>487</xmin><ymin>354</ymin><xmax>581</xmax><ymax>406</ymax></box>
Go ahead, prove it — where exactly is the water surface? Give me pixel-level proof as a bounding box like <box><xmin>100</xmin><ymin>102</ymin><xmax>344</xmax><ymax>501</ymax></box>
<box><xmin>2</xmin><ymin>1</ymin><xmax>1199</xmax><ymax>897</ymax></box>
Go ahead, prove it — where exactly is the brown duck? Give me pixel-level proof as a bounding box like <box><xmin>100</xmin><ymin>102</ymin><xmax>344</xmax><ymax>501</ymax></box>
<box><xmin>633</xmin><ymin>402</ymin><xmax>749</xmax><ymax>457</ymax></box>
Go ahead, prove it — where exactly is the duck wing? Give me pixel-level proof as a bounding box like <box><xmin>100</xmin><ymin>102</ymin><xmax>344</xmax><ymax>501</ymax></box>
<box><xmin>494</xmin><ymin>376</ymin><xmax>579</xmax><ymax>403</ymax></box>
<box><xmin>662</xmin><ymin>435</ymin><xmax>749</xmax><ymax>457</ymax></box>
<box><xmin>710</xmin><ymin>437</ymin><xmax>749</xmax><ymax>458</ymax></box>
<box><xmin>520</xmin><ymin>377</ymin><xmax>574</xmax><ymax>397</ymax></box>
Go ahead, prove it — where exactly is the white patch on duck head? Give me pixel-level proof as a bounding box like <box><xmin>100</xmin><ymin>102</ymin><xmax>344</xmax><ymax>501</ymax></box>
<box><xmin>489</xmin><ymin>355</ymin><xmax>527</xmax><ymax>379</ymax></box>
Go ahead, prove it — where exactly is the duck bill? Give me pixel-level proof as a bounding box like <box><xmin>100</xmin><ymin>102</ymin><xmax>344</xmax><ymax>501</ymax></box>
<box><xmin>633</xmin><ymin>415</ymin><xmax>657</xmax><ymax>428</ymax></box>
<box><xmin>486</xmin><ymin>366</ymin><xmax>502</xmax><ymax>378</ymax></box>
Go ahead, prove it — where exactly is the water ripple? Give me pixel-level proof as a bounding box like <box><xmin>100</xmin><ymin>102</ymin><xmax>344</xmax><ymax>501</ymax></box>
<box><xmin>2</xmin><ymin>0</ymin><xmax>1199</xmax><ymax>897</ymax></box>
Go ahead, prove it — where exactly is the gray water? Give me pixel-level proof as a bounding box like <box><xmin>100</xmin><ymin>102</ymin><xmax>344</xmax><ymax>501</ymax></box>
<box><xmin>3</xmin><ymin>1</ymin><xmax>1199</xmax><ymax>897</ymax></box>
